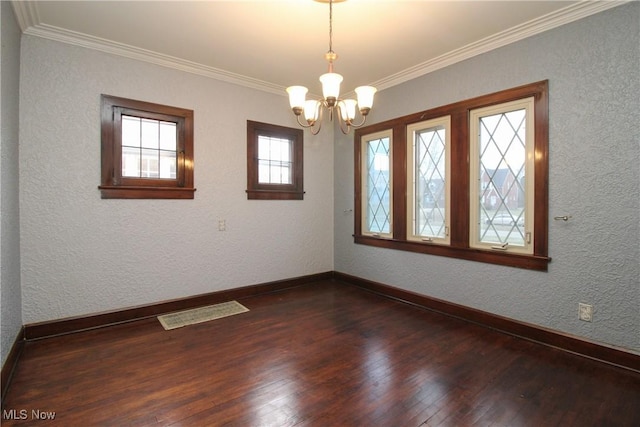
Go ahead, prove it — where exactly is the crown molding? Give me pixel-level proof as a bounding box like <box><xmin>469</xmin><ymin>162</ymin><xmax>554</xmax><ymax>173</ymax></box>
<box><xmin>11</xmin><ymin>0</ymin><xmax>630</xmax><ymax>96</ymax></box>
<box><xmin>20</xmin><ymin>23</ymin><xmax>285</xmax><ymax>95</ymax></box>
<box><xmin>371</xmin><ymin>0</ymin><xmax>630</xmax><ymax>91</ymax></box>
<box><xmin>11</xmin><ymin>0</ymin><xmax>39</xmax><ymax>32</ymax></box>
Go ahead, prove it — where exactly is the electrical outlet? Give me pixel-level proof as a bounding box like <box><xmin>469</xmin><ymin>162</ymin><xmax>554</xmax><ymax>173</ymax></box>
<box><xmin>578</xmin><ymin>303</ymin><xmax>593</xmax><ymax>322</ymax></box>
<box><xmin>218</xmin><ymin>219</ymin><xmax>226</xmax><ymax>231</ymax></box>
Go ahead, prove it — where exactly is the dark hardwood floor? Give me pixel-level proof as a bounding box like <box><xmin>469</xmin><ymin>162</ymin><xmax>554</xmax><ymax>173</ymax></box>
<box><xmin>3</xmin><ymin>281</ymin><xmax>639</xmax><ymax>426</ymax></box>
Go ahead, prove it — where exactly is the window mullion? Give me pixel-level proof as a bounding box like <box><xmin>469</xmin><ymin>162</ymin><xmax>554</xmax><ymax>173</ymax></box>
<box><xmin>449</xmin><ymin>109</ymin><xmax>469</xmax><ymax>248</ymax></box>
<box><xmin>392</xmin><ymin>124</ymin><xmax>406</xmax><ymax>241</ymax></box>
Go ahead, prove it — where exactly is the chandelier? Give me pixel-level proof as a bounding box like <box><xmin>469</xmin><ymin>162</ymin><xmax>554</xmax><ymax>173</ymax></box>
<box><xmin>286</xmin><ymin>0</ymin><xmax>377</xmax><ymax>135</ymax></box>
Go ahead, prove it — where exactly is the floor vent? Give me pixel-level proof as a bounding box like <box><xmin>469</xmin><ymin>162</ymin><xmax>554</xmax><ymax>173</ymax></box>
<box><xmin>157</xmin><ymin>301</ymin><xmax>249</xmax><ymax>330</ymax></box>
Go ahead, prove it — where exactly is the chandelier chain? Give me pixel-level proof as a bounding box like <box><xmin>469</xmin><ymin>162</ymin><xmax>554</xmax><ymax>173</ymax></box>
<box><xmin>328</xmin><ymin>0</ymin><xmax>334</xmax><ymax>54</ymax></box>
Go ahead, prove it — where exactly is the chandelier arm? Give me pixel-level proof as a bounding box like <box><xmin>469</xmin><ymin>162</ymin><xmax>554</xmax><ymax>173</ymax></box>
<box><xmin>338</xmin><ymin>117</ymin><xmax>350</xmax><ymax>135</ymax></box>
<box><xmin>310</xmin><ymin>104</ymin><xmax>324</xmax><ymax>135</ymax></box>
<box><xmin>335</xmin><ymin>105</ymin><xmax>350</xmax><ymax>135</ymax></box>
<box><xmin>295</xmin><ymin>114</ymin><xmax>315</xmax><ymax>129</ymax></box>
<box><xmin>310</xmin><ymin>121</ymin><xmax>322</xmax><ymax>135</ymax></box>
<box><xmin>347</xmin><ymin>113</ymin><xmax>369</xmax><ymax>129</ymax></box>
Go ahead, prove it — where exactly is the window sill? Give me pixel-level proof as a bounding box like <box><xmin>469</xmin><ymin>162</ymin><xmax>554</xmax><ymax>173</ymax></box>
<box><xmin>354</xmin><ymin>234</ymin><xmax>551</xmax><ymax>271</ymax></box>
<box><xmin>99</xmin><ymin>186</ymin><xmax>196</xmax><ymax>199</ymax></box>
<box><xmin>246</xmin><ymin>189</ymin><xmax>304</xmax><ymax>200</ymax></box>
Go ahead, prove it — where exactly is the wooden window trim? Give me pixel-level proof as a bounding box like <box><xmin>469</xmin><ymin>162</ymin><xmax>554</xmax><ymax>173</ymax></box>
<box><xmin>99</xmin><ymin>95</ymin><xmax>195</xmax><ymax>199</ymax></box>
<box><xmin>246</xmin><ymin>120</ymin><xmax>304</xmax><ymax>200</ymax></box>
<box><xmin>354</xmin><ymin>81</ymin><xmax>550</xmax><ymax>271</ymax></box>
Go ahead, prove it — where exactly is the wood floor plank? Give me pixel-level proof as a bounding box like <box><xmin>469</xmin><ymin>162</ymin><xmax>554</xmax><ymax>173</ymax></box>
<box><xmin>2</xmin><ymin>281</ymin><xmax>639</xmax><ymax>426</ymax></box>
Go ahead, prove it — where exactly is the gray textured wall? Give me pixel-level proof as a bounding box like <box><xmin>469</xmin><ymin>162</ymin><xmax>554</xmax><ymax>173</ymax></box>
<box><xmin>18</xmin><ymin>37</ymin><xmax>334</xmax><ymax>324</ymax></box>
<box><xmin>1</xmin><ymin>1</ymin><xmax>23</xmax><ymax>366</ymax></box>
<box><xmin>334</xmin><ymin>3</ymin><xmax>639</xmax><ymax>352</ymax></box>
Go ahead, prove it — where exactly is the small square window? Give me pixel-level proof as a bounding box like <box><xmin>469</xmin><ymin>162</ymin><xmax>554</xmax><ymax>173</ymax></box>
<box><xmin>258</xmin><ymin>136</ymin><xmax>293</xmax><ymax>185</ymax></box>
<box><xmin>99</xmin><ymin>95</ymin><xmax>195</xmax><ymax>199</ymax></box>
<box><xmin>247</xmin><ymin>121</ymin><xmax>303</xmax><ymax>200</ymax></box>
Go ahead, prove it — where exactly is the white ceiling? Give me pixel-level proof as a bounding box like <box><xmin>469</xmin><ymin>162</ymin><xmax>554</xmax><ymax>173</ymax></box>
<box><xmin>11</xmin><ymin>1</ymin><xmax>625</xmax><ymax>97</ymax></box>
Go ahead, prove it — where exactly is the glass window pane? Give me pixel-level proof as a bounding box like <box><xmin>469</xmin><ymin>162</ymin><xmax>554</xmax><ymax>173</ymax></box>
<box><xmin>279</xmin><ymin>138</ymin><xmax>291</xmax><ymax>162</ymax></box>
<box><xmin>477</xmin><ymin>108</ymin><xmax>527</xmax><ymax>247</ymax></box>
<box><xmin>258</xmin><ymin>159</ymin><xmax>270</xmax><ymax>183</ymax></box>
<box><xmin>414</xmin><ymin>125</ymin><xmax>447</xmax><ymax>239</ymax></box>
<box><xmin>159</xmin><ymin>150</ymin><xmax>176</xmax><ymax>179</ymax></box>
<box><xmin>258</xmin><ymin>136</ymin><xmax>270</xmax><ymax>160</ymax></box>
<box><xmin>141</xmin><ymin>118</ymin><xmax>159</xmax><ymax>149</ymax></box>
<box><xmin>269</xmin><ymin>138</ymin><xmax>282</xmax><ymax>161</ymax></box>
<box><xmin>140</xmin><ymin>148</ymin><xmax>159</xmax><ymax>178</ymax></box>
<box><xmin>122</xmin><ymin>116</ymin><xmax>140</xmax><ymax>148</ymax></box>
<box><xmin>365</xmin><ymin>136</ymin><xmax>391</xmax><ymax>234</ymax></box>
<box><xmin>122</xmin><ymin>146</ymin><xmax>140</xmax><ymax>177</ymax></box>
<box><xmin>258</xmin><ymin>160</ymin><xmax>293</xmax><ymax>184</ymax></box>
<box><xmin>159</xmin><ymin>121</ymin><xmax>176</xmax><ymax>151</ymax></box>
<box><xmin>278</xmin><ymin>164</ymin><xmax>292</xmax><ymax>184</ymax></box>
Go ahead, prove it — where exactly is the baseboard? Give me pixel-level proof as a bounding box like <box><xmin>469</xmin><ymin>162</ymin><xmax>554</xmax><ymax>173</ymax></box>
<box><xmin>18</xmin><ymin>270</ymin><xmax>640</xmax><ymax>373</ymax></box>
<box><xmin>1</xmin><ymin>326</ymin><xmax>25</xmax><ymax>403</ymax></box>
<box><xmin>24</xmin><ymin>271</ymin><xmax>333</xmax><ymax>340</ymax></box>
<box><xmin>333</xmin><ymin>271</ymin><xmax>640</xmax><ymax>373</ymax></box>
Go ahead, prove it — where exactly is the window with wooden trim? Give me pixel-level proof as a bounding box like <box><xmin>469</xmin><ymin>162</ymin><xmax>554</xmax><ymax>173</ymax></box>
<box><xmin>407</xmin><ymin>116</ymin><xmax>451</xmax><ymax>245</ymax></box>
<box><xmin>354</xmin><ymin>81</ymin><xmax>549</xmax><ymax>271</ymax></box>
<box><xmin>99</xmin><ymin>95</ymin><xmax>195</xmax><ymax>199</ymax></box>
<box><xmin>361</xmin><ymin>130</ymin><xmax>393</xmax><ymax>238</ymax></box>
<box><xmin>247</xmin><ymin>120</ymin><xmax>304</xmax><ymax>200</ymax></box>
<box><xmin>470</xmin><ymin>98</ymin><xmax>535</xmax><ymax>254</ymax></box>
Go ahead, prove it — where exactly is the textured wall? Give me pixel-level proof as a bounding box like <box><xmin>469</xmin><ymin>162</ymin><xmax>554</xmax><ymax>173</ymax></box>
<box><xmin>334</xmin><ymin>3</ymin><xmax>639</xmax><ymax>352</ymax></box>
<box><xmin>1</xmin><ymin>1</ymin><xmax>23</xmax><ymax>366</ymax></box>
<box><xmin>19</xmin><ymin>37</ymin><xmax>333</xmax><ymax>324</ymax></box>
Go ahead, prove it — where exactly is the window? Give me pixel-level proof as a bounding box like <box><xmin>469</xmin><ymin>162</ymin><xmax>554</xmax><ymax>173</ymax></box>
<box><xmin>407</xmin><ymin>116</ymin><xmax>451</xmax><ymax>245</ymax></box>
<box><xmin>354</xmin><ymin>81</ymin><xmax>549</xmax><ymax>270</ymax></box>
<box><xmin>247</xmin><ymin>120</ymin><xmax>304</xmax><ymax>200</ymax></box>
<box><xmin>470</xmin><ymin>98</ymin><xmax>535</xmax><ymax>254</ymax></box>
<box><xmin>361</xmin><ymin>130</ymin><xmax>393</xmax><ymax>238</ymax></box>
<box><xmin>99</xmin><ymin>95</ymin><xmax>195</xmax><ymax>199</ymax></box>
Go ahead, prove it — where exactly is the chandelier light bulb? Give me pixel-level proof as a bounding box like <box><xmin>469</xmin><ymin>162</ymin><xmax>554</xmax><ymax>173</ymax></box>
<box><xmin>339</xmin><ymin>99</ymin><xmax>357</xmax><ymax>122</ymax></box>
<box><xmin>304</xmin><ymin>100</ymin><xmax>321</xmax><ymax>124</ymax></box>
<box><xmin>286</xmin><ymin>86</ymin><xmax>308</xmax><ymax>111</ymax></box>
<box><xmin>319</xmin><ymin>72</ymin><xmax>343</xmax><ymax>105</ymax></box>
<box><xmin>355</xmin><ymin>86</ymin><xmax>377</xmax><ymax>113</ymax></box>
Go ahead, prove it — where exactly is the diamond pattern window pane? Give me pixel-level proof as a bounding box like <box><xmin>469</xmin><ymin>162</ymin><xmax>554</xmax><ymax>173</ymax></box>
<box><xmin>414</xmin><ymin>126</ymin><xmax>446</xmax><ymax>238</ymax></box>
<box><xmin>366</xmin><ymin>137</ymin><xmax>391</xmax><ymax>234</ymax></box>
<box><xmin>477</xmin><ymin>109</ymin><xmax>526</xmax><ymax>246</ymax></box>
